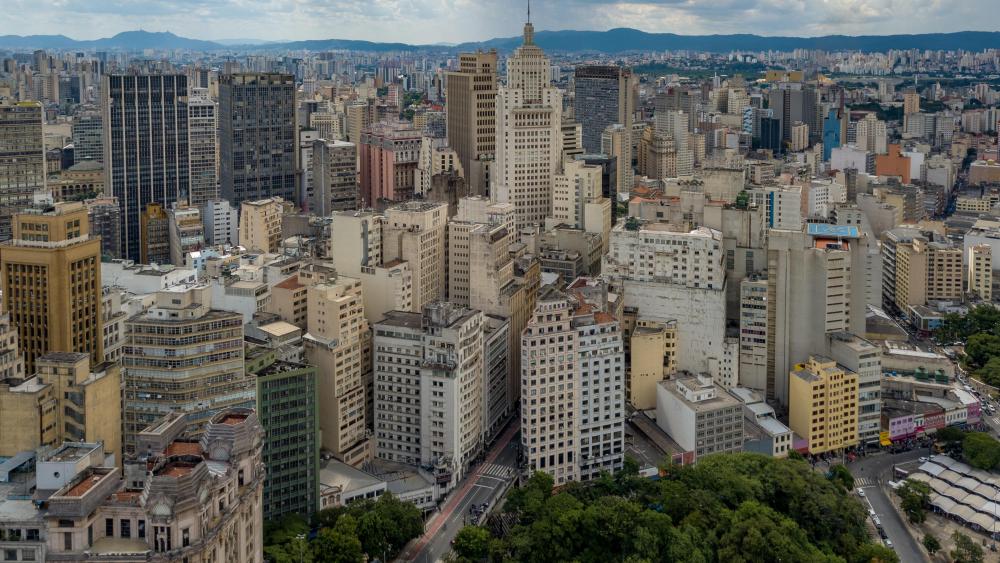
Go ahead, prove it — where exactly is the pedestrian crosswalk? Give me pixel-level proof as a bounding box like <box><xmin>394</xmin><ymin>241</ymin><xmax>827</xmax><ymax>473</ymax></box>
<box><xmin>480</xmin><ymin>463</ymin><xmax>514</xmax><ymax>479</ymax></box>
<box><xmin>856</xmin><ymin>477</ymin><xmax>878</xmax><ymax>487</ymax></box>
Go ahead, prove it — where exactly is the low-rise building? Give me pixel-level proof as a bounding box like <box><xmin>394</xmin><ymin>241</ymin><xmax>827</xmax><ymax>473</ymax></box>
<box><xmin>654</xmin><ymin>374</ymin><xmax>744</xmax><ymax>459</ymax></box>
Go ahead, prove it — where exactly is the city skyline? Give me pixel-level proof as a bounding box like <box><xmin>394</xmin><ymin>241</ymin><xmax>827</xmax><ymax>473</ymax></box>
<box><xmin>3</xmin><ymin>0</ymin><xmax>1000</xmax><ymax>45</ymax></box>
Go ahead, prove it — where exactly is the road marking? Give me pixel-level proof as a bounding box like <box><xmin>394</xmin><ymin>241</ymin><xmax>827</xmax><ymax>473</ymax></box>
<box><xmin>471</xmin><ymin>483</ymin><xmax>496</xmax><ymax>490</ymax></box>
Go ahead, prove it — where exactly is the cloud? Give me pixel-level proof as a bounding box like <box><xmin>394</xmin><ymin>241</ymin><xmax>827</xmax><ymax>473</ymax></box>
<box><xmin>0</xmin><ymin>0</ymin><xmax>993</xmax><ymax>43</ymax></box>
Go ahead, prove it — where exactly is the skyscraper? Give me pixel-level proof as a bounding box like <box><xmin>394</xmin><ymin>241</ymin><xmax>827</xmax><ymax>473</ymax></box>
<box><xmin>219</xmin><ymin>73</ymin><xmax>297</xmax><ymax>207</ymax></box>
<box><xmin>71</xmin><ymin>112</ymin><xmax>103</xmax><ymax>164</ymax></box>
<box><xmin>494</xmin><ymin>18</ymin><xmax>563</xmax><ymax>229</ymax></box>
<box><xmin>573</xmin><ymin>65</ymin><xmax>635</xmax><ymax>154</ymax></box>
<box><xmin>0</xmin><ymin>202</ymin><xmax>104</xmax><ymax>374</ymax></box>
<box><xmin>102</xmin><ymin>74</ymin><xmax>190</xmax><ymax>262</ymax></box>
<box><xmin>187</xmin><ymin>88</ymin><xmax>218</xmax><ymax>206</ymax></box>
<box><xmin>446</xmin><ymin>50</ymin><xmax>498</xmax><ymax>195</ymax></box>
<box><xmin>0</xmin><ymin>101</ymin><xmax>45</xmax><ymax>241</ymax></box>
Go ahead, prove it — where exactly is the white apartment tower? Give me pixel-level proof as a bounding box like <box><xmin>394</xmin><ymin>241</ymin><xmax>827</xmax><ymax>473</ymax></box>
<box><xmin>521</xmin><ymin>279</ymin><xmax>624</xmax><ymax>485</ymax></box>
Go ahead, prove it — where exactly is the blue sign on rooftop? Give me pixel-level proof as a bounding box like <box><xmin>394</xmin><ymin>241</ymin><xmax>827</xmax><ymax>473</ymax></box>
<box><xmin>807</xmin><ymin>223</ymin><xmax>860</xmax><ymax>238</ymax></box>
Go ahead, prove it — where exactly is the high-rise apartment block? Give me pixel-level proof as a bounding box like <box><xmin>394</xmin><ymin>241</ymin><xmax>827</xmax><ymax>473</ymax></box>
<box><xmin>219</xmin><ymin>73</ymin><xmax>297</xmax><ymax>206</ymax></box>
<box><xmin>311</xmin><ymin>139</ymin><xmax>357</xmax><ymax>215</ymax></box>
<box><xmin>167</xmin><ymin>205</ymin><xmax>205</xmax><ymax>265</ymax></box>
<box><xmin>573</xmin><ymin>65</ymin><xmax>635</xmax><ymax>154</ymax></box>
<box><xmin>0</xmin><ymin>101</ymin><xmax>45</xmax><ymax>241</ymax></box>
<box><xmin>601</xmin><ymin>123</ymin><xmax>633</xmax><ymax>197</ymax></box>
<box><xmin>374</xmin><ymin>302</ymin><xmax>485</xmax><ymax>490</ymax></box>
<box><xmin>855</xmin><ymin>112</ymin><xmax>888</xmax><ymax>155</ymax></box>
<box><xmin>187</xmin><ymin>88</ymin><xmax>219</xmax><ymax>206</ymax></box>
<box><xmin>71</xmin><ymin>112</ymin><xmax>103</xmax><ymax>164</ymax></box>
<box><xmin>203</xmin><ymin>198</ymin><xmax>238</xmax><ymax>247</ymax></box>
<box><xmin>303</xmin><ymin>276</ymin><xmax>371</xmax><ymax>465</ymax></box>
<box><xmin>521</xmin><ymin>279</ymin><xmax>624</xmax><ymax>485</ymax></box>
<box><xmin>903</xmin><ymin>89</ymin><xmax>920</xmax><ymax>116</ymax></box>
<box><xmin>881</xmin><ymin>227</ymin><xmax>963</xmax><ymax>312</ymax></box>
<box><xmin>788</xmin><ymin>356</ymin><xmax>859</xmax><ymax>455</ymax></box>
<box><xmin>1</xmin><ymin>202</ymin><xmax>103</xmax><ymax>374</ymax></box>
<box><xmin>248</xmin><ymin>348</ymin><xmax>320</xmax><ymax>520</ymax></box>
<box><xmin>102</xmin><ymin>74</ymin><xmax>189</xmax><ymax>262</ymax></box>
<box><xmin>122</xmin><ymin>285</ymin><xmax>252</xmax><ymax>452</ymax></box>
<box><xmin>969</xmin><ymin>244</ymin><xmax>993</xmax><ymax>301</ymax></box>
<box><xmin>239</xmin><ymin>197</ymin><xmax>284</xmax><ymax>254</ymax></box>
<box><xmin>382</xmin><ymin>201</ymin><xmax>447</xmax><ymax>311</ymax></box>
<box><xmin>446</xmin><ymin>50</ymin><xmax>498</xmax><ymax>195</ymax></box>
<box><xmin>828</xmin><ymin>332</ymin><xmax>882</xmax><ymax>446</ymax></box>
<box><xmin>494</xmin><ymin>21</ymin><xmax>563</xmax><ymax>229</ymax></box>
<box><xmin>139</xmin><ymin>202</ymin><xmax>170</xmax><ymax>265</ymax></box>
<box><xmin>359</xmin><ymin>121</ymin><xmax>422</xmax><ymax>206</ymax></box>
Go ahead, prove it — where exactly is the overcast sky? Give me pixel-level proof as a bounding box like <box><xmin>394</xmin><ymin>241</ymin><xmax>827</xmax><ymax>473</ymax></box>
<box><xmin>2</xmin><ymin>0</ymin><xmax>996</xmax><ymax>44</ymax></box>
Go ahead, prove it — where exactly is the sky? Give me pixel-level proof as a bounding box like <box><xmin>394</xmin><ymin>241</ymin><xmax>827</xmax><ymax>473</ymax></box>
<box><xmin>2</xmin><ymin>0</ymin><xmax>997</xmax><ymax>44</ymax></box>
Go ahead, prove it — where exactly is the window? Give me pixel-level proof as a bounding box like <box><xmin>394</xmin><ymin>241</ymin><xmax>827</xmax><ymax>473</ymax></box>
<box><xmin>138</xmin><ymin>520</ymin><xmax>146</xmax><ymax>539</ymax></box>
<box><xmin>182</xmin><ymin>528</ymin><xmax>190</xmax><ymax>548</ymax></box>
<box><xmin>3</xmin><ymin>550</ymin><xmax>15</xmax><ymax>561</ymax></box>
<box><xmin>21</xmin><ymin>550</ymin><xmax>35</xmax><ymax>561</ymax></box>
<box><xmin>105</xmin><ymin>519</ymin><xmax>113</xmax><ymax>537</ymax></box>
<box><xmin>63</xmin><ymin>533</ymin><xmax>72</xmax><ymax>551</ymax></box>
<box><xmin>121</xmin><ymin>520</ymin><xmax>131</xmax><ymax>539</ymax></box>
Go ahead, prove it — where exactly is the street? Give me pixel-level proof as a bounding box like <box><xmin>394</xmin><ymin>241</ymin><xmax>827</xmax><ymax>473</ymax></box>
<box><xmin>849</xmin><ymin>449</ymin><xmax>928</xmax><ymax>563</ymax></box>
<box><xmin>400</xmin><ymin>421</ymin><xmax>520</xmax><ymax>563</ymax></box>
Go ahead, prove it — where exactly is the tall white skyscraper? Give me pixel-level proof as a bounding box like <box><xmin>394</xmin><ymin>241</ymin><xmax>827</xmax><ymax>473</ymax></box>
<box><xmin>187</xmin><ymin>88</ymin><xmax>218</xmax><ymax>206</ymax></box>
<box><xmin>494</xmin><ymin>18</ymin><xmax>563</xmax><ymax>229</ymax></box>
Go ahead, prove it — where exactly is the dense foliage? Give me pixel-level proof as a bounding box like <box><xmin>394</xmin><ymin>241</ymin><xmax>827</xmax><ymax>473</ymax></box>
<box><xmin>263</xmin><ymin>493</ymin><xmax>424</xmax><ymax>563</ymax></box>
<box><xmin>951</xmin><ymin>531</ymin><xmax>984</xmax><ymax>563</ymax></box>
<box><xmin>936</xmin><ymin>305</ymin><xmax>1000</xmax><ymax>385</ymax></box>
<box><xmin>896</xmin><ymin>480</ymin><xmax>931</xmax><ymax>524</ymax></box>
<box><xmin>962</xmin><ymin>432</ymin><xmax>1000</xmax><ymax>470</ymax></box>
<box><xmin>470</xmin><ymin>453</ymin><xmax>896</xmax><ymax>563</ymax></box>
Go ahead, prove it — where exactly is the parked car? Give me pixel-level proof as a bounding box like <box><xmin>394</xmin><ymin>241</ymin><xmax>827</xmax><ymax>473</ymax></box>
<box><xmin>857</xmin><ymin>488</ymin><xmax>866</xmax><ymax>498</ymax></box>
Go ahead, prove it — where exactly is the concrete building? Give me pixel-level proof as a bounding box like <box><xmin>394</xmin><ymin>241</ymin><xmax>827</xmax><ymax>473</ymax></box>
<box><xmin>738</xmin><ymin>276</ymin><xmax>769</xmax><ymax>393</ymax></box>
<box><xmin>51</xmin><ymin>161</ymin><xmax>103</xmax><ymax>202</ymax></box>
<box><xmin>875</xmin><ymin>144</ymin><xmax>912</xmax><ymax>183</ymax></box>
<box><xmin>551</xmin><ymin>159</ymin><xmax>612</xmax><ymax>250</ymax></box>
<box><xmin>383</xmin><ymin>201</ymin><xmax>447</xmax><ymax>311</ymax></box>
<box><xmin>203</xmin><ymin>198</ymin><xmax>238</xmax><ymax>247</ymax></box>
<box><xmin>881</xmin><ymin>227</ymin><xmax>963</xmax><ymax>312</ymax></box>
<box><xmin>139</xmin><ymin>202</ymin><xmax>170</xmax><ymax>265</ymax></box>
<box><xmin>521</xmin><ymin>280</ymin><xmax>624</xmax><ymax>485</ymax></box>
<box><xmin>123</xmin><ymin>285</ymin><xmax>252</xmax><ymax>453</ymax></box>
<box><xmin>573</xmin><ymin>65</ymin><xmax>635</xmax><ymax>154</ymax></box>
<box><xmin>604</xmin><ymin>222</ymin><xmax>727</xmax><ymax>378</ymax></box>
<box><xmin>0</xmin><ymin>353</ymin><xmax>120</xmax><ymax>464</ymax></box>
<box><xmin>969</xmin><ymin>244</ymin><xmax>993</xmax><ymax>301</ymax></box>
<box><xmin>828</xmin><ymin>332</ymin><xmax>882</xmax><ymax>446</ymax></box>
<box><xmin>601</xmin><ymin>123</ymin><xmax>633</xmax><ymax>197</ymax></box>
<box><xmin>239</xmin><ymin>197</ymin><xmax>284</xmax><ymax>254</ymax></box>
<box><xmin>187</xmin><ymin>89</ymin><xmax>218</xmax><ymax>206</ymax></box>
<box><xmin>970</xmin><ymin>160</ymin><xmax>1000</xmax><ymax>187</ymax></box>
<box><xmin>788</xmin><ymin>356</ymin><xmax>859</xmax><ymax>455</ymax></box>
<box><xmin>494</xmin><ymin>20</ymin><xmax>563</xmax><ymax>229</ymax></box>
<box><xmin>445</xmin><ymin>50</ymin><xmax>498</xmax><ymax>196</ymax></box>
<box><xmin>628</xmin><ymin>319</ymin><xmax>676</xmax><ymax>410</ymax></box>
<box><xmin>447</xmin><ymin>198</ymin><xmax>515</xmax><ymax>308</ymax></box>
<box><xmin>247</xmin><ymin>348</ymin><xmax>319</xmax><ymax>519</ymax></box>
<box><xmin>71</xmin><ymin>112</ymin><xmax>102</xmax><ymax>164</ymax></box>
<box><xmin>359</xmin><ymin>121</ymin><xmax>422</xmax><ymax>206</ymax></box>
<box><xmin>1</xmin><ymin>202</ymin><xmax>104</xmax><ymax>374</ymax></box>
<box><xmin>856</xmin><ymin>113</ymin><xmax>888</xmax><ymax>155</ymax></box>
<box><xmin>0</xmin><ymin>101</ymin><xmax>45</xmax><ymax>241</ymax></box>
<box><xmin>167</xmin><ymin>205</ymin><xmax>205</xmax><ymax>265</ymax></box>
<box><xmin>903</xmin><ymin>89</ymin><xmax>920</xmax><ymax>115</ymax></box>
<box><xmin>219</xmin><ymin>73</ymin><xmax>297</xmax><ymax>206</ymax></box>
<box><xmin>311</xmin><ymin>139</ymin><xmax>357</xmax><ymax>215</ymax></box>
<box><xmin>655</xmin><ymin>374</ymin><xmax>743</xmax><ymax>458</ymax></box>
<box><xmin>790</xmin><ymin>121</ymin><xmax>809</xmax><ymax>152</ymax></box>
<box><xmin>374</xmin><ymin>302</ymin><xmax>485</xmax><ymax>491</ymax></box>
<box><xmin>303</xmin><ymin>277</ymin><xmax>371</xmax><ymax>466</ymax></box>
<box><xmin>102</xmin><ymin>74</ymin><xmax>189</xmax><ymax>262</ymax></box>
<box><xmin>765</xmin><ymin>226</ymin><xmax>868</xmax><ymax>406</ymax></box>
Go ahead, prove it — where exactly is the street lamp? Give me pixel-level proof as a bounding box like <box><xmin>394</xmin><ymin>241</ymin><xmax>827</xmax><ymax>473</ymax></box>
<box><xmin>295</xmin><ymin>533</ymin><xmax>307</xmax><ymax>563</ymax></box>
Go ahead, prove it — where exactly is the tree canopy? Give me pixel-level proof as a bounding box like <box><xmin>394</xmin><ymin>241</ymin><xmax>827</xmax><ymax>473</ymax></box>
<box><xmin>474</xmin><ymin>453</ymin><xmax>896</xmax><ymax>563</ymax></box>
<box><xmin>963</xmin><ymin>432</ymin><xmax>1000</xmax><ymax>470</ymax></box>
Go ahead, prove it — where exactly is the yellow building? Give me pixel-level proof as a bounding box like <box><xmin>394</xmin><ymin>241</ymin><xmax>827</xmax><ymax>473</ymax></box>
<box><xmin>51</xmin><ymin>161</ymin><xmax>104</xmax><ymax>202</ymax></box>
<box><xmin>903</xmin><ymin>89</ymin><xmax>920</xmax><ymax>115</ymax></box>
<box><xmin>0</xmin><ymin>353</ymin><xmax>120</xmax><ymax>463</ymax></box>
<box><xmin>764</xmin><ymin>70</ymin><xmax>804</xmax><ymax>82</ymax></box>
<box><xmin>239</xmin><ymin>197</ymin><xmax>284</xmax><ymax>253</ymax></box>
<box><xmin>969</xmin><ymin>244</ymin><xmax>993</xmax><ymax>301</ymax></box>
<box><xmin>628</xmin><ymin>319</ymin><xmax>677</xmax><ymax>410</ymax></box>
<box><xmin>894</xmin><ymin>236</ymin><xmax>963</xmax><ymax>309</ymax></box>
<box><xmin>789</xmin><ymin>356</ymin><xmax>859</xmax><ymax>455</ymax></box>
<box><xmin>0</xmin><ymin>202</ymin><xmax>103</xmax><ymax>374</ymax></box>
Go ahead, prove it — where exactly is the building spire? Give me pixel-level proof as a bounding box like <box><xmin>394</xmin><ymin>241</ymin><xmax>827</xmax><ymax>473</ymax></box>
<box><xmin>523</xmin><ymin>0</ymin><xmax>535</xmax><ymax>45</ymax></box>
<box><xmin>528</xmin><ymin>0</ymin><xmax>531</xmax><ymax>23</ymax></box>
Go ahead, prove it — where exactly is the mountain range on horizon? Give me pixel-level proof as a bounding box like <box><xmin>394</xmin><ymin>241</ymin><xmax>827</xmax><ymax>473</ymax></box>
<box><xmin>2</xmin><ymin>28</ymin><xmax>1000</xmax><ymax>54</ymax></box>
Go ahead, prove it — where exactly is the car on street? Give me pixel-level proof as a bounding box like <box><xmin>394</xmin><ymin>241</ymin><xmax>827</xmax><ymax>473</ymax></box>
<box><xmin>857</xmin><ymin>488</ymin><xmax>866</xmax><ymax>497</ymax></box>
<box><xmin>885</xmin><ymin>539</ymin><xmax>894</xmax><ymax>549</ymax></box>
<box><xmin>919</xmin><ymin>456</ymin><xmax>928</xmax><ymax>462</ymax></box>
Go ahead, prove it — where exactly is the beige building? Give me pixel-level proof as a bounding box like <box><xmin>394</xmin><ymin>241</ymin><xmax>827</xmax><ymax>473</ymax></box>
<box><xmin>893</xmin><ymin>235</ymin><xmax>963</xmax><ymax>309</ymax></box>
<box><xmin>856</xmin><ymin>112</ymin><xmax>887</xmax><ymax>155</ymax></box>
<box><xmin>304</xmin><ymin>276</ymin><xmax>371</xmax><ymax>465</ymax></box>
<box><xmin>1</xmin><ymin>202</ymin><xmax>104</xmax><ymax>375</ymax></box>
<box><xmin>655</xmin><ymin>374</ymin><xmax>743</xmax><ymax>458</ymax></box>
<box><xmin>903</xmin><ymin>89</ymin><xmax>920</xmax><ymax>115</ymax></box>
<box><xmin>139</xmin><ymin>202</ymin><xmax>170</xmax><ymax>265</ymax></box>
<box><xmin>239</xmin><ymin>197</ymin><xmax>284</xmax><ymax>253</ymax></box>
<box><xmin>628</xmin><ymin>319</ymin><xmax>676</xmax><ymax>410</ymax></box>
<box><xmin>788</xmin><ymin>356</ymin><xmax>859</xmax><ymax>454</ymax></box>
<box><xmin>51</xmin><ymin>161</ymin><xmax>104</xmax><ymax>202</ymax></box>
<box><xmin>602</xmin><ymin>123</ymin><xmax>634</xmax><ymax>195</ymax></box>
<box><xmin>123</xmin><ymin>285</ymin><xmax>253</xmax><ymax>453</ymax></box>
<box><xmin>167</xmin><ymin>205</ymin><xmax>205</xmax><ymax>266</ymax></box>
<box><xmin>494</xmin><ymin>21</ymin><xmax>563</xmax><ymax>229</ymax></box>
<box><xmin>790</xmin><ymin>121</ymin><xmax>809</xmax><ymax>152</ymax></box>
<box><xmin>42</xmin><ymin>409</ymin><xmax>263</xmax><ymax>562</ymax></box>
<box><xmin>970</xmin><ymin>160</ymin><xmax>1000</xmax><ymax>186</ymax></box>
<box><xmin>445</xmin><ymin>50</ymin><xmax>497</xmax><ymax>195</ymax></box>
<box><xmin>269</xmin><ymin>274</ymin><xmax>309</xmax><ymax>328</ymax></box>
<box><xmin>448</xmin><ymin>198</ymin><xmax>516</xmax><ymax>308</ymax></box>
<box><xmin>969</xmin><ymin>244</ymin><xmax>993</xmax><ymax>301</ymax></box>
<box><xmin>551</xmin><ymin>159</ymin><xmax>612</xmax><ymax>251</ymax></box>
<box><xmin>383</xmin><ymin>201</ymin><xmax>447</xmax><ymax>311</ymax></box>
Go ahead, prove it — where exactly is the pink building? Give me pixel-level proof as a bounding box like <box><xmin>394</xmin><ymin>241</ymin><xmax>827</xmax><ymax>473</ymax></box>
<box><xmin>359</xmin><ymin>121</ymin><xmax>421</xmax><ymax>207</ymax></box>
